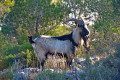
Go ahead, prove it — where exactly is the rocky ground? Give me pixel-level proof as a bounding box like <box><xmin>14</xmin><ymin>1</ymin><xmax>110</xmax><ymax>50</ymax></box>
<box><xmin>0</xmin><ymin>56</ymin><xmax>101</xmax><ymax>80</ymax></box>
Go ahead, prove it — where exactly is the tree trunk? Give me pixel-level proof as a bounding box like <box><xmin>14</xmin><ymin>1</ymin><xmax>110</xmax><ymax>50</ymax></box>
<box><xmin>35</xmin><ymin>17</ymin><xmax>39</xmax><ymax>35</ymax></box>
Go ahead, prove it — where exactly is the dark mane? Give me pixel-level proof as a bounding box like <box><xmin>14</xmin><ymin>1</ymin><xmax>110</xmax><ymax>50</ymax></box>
<box><xmin>51</xmin><ymin>32</ymin><xmax>78</xmax><ymax>46</ymax></box>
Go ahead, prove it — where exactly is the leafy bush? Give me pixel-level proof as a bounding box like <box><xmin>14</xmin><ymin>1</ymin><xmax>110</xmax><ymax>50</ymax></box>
<box><xmin>0</xmin><ymin>49</ymin><xmax>36</xmax><ymax>70</ymax></box>
<box><xmin>0</xmin><ymin>54</ymin><xmax>16</xmax><ymax>70</ymax></box>
<box><xmin>0</xmin><ymin>71</ymin><xmax>13</xmax><ymax>80</ymax></box>
<box><xmin>1</xmin><ymin>25</ymin><xmax>17</xmax><ymax>35</ymax></box>
<box><xmin>3</xmin><ymin>42</ymin><xmax>33</xmax><ymax>56</ymax></box>
<box><xmin>81</xmin><ymin>54</ymin><xmax>118</xmax><ymax>80</ymax></box>
<box><xmin>4</xmin><ymin>45</ymin><xmax>21</xmax><ymax>56</ymax></box>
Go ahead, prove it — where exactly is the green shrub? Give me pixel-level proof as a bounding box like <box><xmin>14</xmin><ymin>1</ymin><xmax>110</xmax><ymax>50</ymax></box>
<box><xmin>4</xmin><ymin>45</ymin><xmax>21</xmax><ymax>56</ymax></box>
<box><xmin>0</xmin><ymin>49</ymin><xmax>35</xmax><ymax>70</ymax></box>
<box><xmin>0</xmin><ymin>71</ymin><xmax>13</xmax><ymax>80</ymax></box>
<box><xmin>0</xmin><ymin>55</ymin><xmax>16</xmax><ymax>70</ymax></box>
<box><xmin>3</xmin><ymin>42</ymin><xmax>33</xmax><ymax>56</ymax></box>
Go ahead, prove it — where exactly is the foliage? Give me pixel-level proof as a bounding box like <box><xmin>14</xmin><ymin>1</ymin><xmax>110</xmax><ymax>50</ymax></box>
<box><xmin>0</xmin><ymin>0</ymin><xmax>120</xmax><ymax>79</ymax></box>
<box><xmin>48</xmin><ymin>25</ymin><xmax>72</xmax><ymax>36</ymax></box>
<box><xmin>1</xmin><ymin>0</ymin><xmax>70</xmax><ymax>37</ymax></box>
<box><xmin>0</xmin><ymin>0</ymin><xmax>15</xmax><ymax>18</ymax></box>
<box><xmin>0</xmin><ymin>47</ymin><xmax>35</xmax><ymax>70</ymax></box>
<box><xmin>34</xmin><ymin>70</ymin><xmax>72</xmax><ymax>80</ymax></box>
<box><xmin>88</xmin><ymin>0</ymin><xmax>120</xmax><ymax>34</ymax></box>
<box><xmin>77</xmin><ymin>54</ymin><xmax>118</xmax><ymax>80</ymax></box>
<box><xmin>0</xmin><ymin>70</ymin><xmax>14</xmax><ymax>80</ymax></box>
